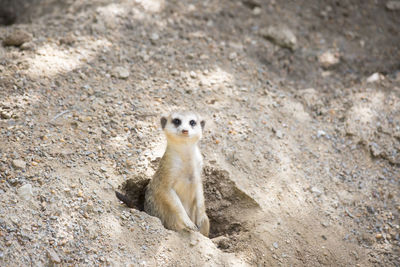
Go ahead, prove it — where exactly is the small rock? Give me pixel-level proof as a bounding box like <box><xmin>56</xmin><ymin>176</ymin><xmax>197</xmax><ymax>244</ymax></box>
<box><xmin>260</xmin><ymin>25</ymin><xmax>297</xmax><ymax>50</ymax></box>
<box><xmin>228</xmin><ymin>52</ymin><xmax>237</xmax><ymax>60</ymax></box>
<box><xmin>366</xmin><ymin>72</ymin><xmax>382</xmax><ymax>83</ymax></box>
<box><xmin>12</xmin><ymin>159</ymin><xmax>26</xmax><ymax>170</ymax></box>
<box><xmin>189</xmin><ymin>71</ymin><xmax>197</xmax><ymax>78</ymax></box>
<box><xmin>369</xmin><ymin>142</ymin><xmax>383</xmax><ymax>157</ymax></box>
<box><xmin>188</xmin><ymin>4</ymin><xmax>196</xmax><ymax>12</ymax></box>
<box><xmin>252</xmin><ymin>7</ymin><xmax>262</xmax><ymax>15</ymax></box>
<box><xmin>3</xmin><ymin>30</ymin><xmax>32</xmax><ymax>47</ymax></box>
<box><xmin>150</xmin><ymin>33</ymin><xmax>159</xmax><ymax>43</ymax></box>
<box><xmin>345</xmin><ymin>208</ymin><xmax>355</xmax><ymax>218</ymax></box>
<box><xmin>18</xmin><ymin>184</ymin><xmax>33</xmax><ymax>201</ymax></box>
<box><xmin>317</xmin><ymin>130</ymin><xmax>326</xmax><ymax>138</ymax></box>
<box><xmin>1</xmin><ymin>110</ymin><xmax>12</xmax><ymax>119</ymax></box>
<box><xmin>386</xmin><ymin>1</ymin><xmax>400</xmax><ymax>10</ymax></box>
<box><xmin>311</xmin><ymin>186</ymin><xmax>322</xmax><ymax>196</ymax></box>
<box><xmin>171</xmin><ymin>69</ymin><xmax>180</xmax><ymax>76</ymax></box>
<box><xmin>20</xmin><ymin>42</ymin><xmax>35</xmax><ymax>50</ymax></box>
<box><xmin>48</xmin><ymin>249</ymin><xmax>61</xmax><ymax>263</ymax></box>
<box><xmin>189</xmin><ymin>236</ymin><xmax>199</xmax><ymax>246</ymax></box>
<box><xmin>273</xmin><ymin>242</ymin><xmax>279</xmax><ymax>249</ymax></box>
<box><xmin>112</xmin><ymin>67</ymin><xmax>130</xmax><ymax>79</ymax></box>
<box><xmin>275</xmin><ymin>130</ymin><xmax>283</xmax><ymax>139</ymax></box>
<box><xmin>100</xmin><ymin>166</ymin><xmax>107</xmax><ymax>173</ymax></box>
<box><xmin>375</xmin><ymin>233</ymin><xmax>383</xmax><ymax>240</ymax></box>
<box><xmin>142</xmin><ymin>54</ymin><xmax>150</xmax><ymax>62</ymax></box>
<box><xmin>318</xmin><ymin>51</ymin><xmax>340</xmax><ymax>68</ymax></box>
<box><xmin>321</xmin><ymin>221</ymin><xmax>329</xmax><ymax>227</ymax></box>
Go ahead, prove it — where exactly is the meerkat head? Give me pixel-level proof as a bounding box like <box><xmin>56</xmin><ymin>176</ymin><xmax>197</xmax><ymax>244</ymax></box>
<box><xmin>161</xmin><ymin>111</ymin><xmax>205</xmax><ymax>144</ymax></box>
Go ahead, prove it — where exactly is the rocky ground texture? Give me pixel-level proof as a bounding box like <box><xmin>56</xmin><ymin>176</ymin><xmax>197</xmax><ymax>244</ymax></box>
<box><xmin>0</xmin><ymin>0</ymin><xmax>399</xmax><ymax>266</ymax></box>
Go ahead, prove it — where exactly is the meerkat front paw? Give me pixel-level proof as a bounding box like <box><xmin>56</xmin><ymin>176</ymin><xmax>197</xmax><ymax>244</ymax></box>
<box><xmin>185</xmin><ymin>220</ymin><xmax>199</xmax><ymax>232</ymax></box>
<box><xmin>197</xmin><ymin>214</ymin><xmax>210</xmax><ymax>237</ymax></box>
<box><xmin>177</xmin><ymin>217</ymin><xmax>199</xmax><ymax>233</ymax></box>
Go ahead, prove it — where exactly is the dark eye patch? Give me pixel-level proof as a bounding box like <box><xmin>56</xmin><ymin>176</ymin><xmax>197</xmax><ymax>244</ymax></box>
<box><xmin>172</xmin><ymin>118</ymin><xmax>181</xmax><ymax>127</ymax></box>
<box><xmin>189</xmin><ymin>120</ymin><xmax>196</xmax><ymax>127</ymax></box>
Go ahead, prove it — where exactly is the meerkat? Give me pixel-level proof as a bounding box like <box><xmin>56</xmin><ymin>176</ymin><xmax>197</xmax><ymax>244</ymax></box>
<box><xmin>143</xmin><ymin>111</ymin><xmax>209</xmax><ymax>236</ymax></box>
<box><xmin>116</xmin><ymin>111</ymin><xmax>210</xmax><ymax>236</ymax></box>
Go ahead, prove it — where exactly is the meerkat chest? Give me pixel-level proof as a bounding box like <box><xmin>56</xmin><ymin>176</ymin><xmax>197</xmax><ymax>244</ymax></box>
<box><xmin>169</xmin><ymin>147</ymin><xmax>203</xmax><ymax>200</ymax></box>
<box><xmin>170</xmin><ymin>151</ymin><xmax>202</xmax><ymax>183</ymax></box>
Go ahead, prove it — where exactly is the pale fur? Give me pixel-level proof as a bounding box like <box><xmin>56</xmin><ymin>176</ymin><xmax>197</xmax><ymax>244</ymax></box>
<box><xmin>144</xmin><ymin>111</ymin><xmax>210</xmax><ymax>236</ymax></box>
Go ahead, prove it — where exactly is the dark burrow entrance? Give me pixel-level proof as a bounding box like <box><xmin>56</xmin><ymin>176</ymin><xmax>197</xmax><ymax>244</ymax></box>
<box><xmin>203</xmin><ymin>166</ymin><xmax>261</xmax><ymax>250</ymax></box>
<box><xmin>115</xmin><ymin>166</ymin><xmax>260</xmax><ymax>251</ymax></box>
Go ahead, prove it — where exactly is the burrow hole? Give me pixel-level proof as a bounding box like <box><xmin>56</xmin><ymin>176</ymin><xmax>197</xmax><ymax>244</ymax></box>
<box><xmin>116</xmin><ymin>166</ymin><xmax>260</xmax><ymax>251</ymax></box>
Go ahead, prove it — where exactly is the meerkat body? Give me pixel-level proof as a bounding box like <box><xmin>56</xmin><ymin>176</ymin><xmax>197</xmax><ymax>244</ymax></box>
<box><xmin>144</xmin><ymin>111</ymin><xmax>209</xmax><ymax>236</ymax></box>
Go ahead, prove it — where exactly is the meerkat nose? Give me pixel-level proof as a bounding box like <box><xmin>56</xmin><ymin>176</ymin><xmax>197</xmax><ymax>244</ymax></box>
<box><xmin>182</xmin><ymin>129</ymin><xmax>189</xmax><ymax>135</ymax></box>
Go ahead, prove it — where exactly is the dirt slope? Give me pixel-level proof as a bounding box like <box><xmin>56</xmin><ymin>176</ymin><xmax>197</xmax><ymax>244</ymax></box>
<box><xmin>0</xmin><ymin>0</ymin><xmax>399</xmax><ymax>266</ymax></box>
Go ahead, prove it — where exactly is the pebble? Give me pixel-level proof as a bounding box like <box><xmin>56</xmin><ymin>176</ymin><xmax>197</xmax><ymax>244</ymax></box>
<box><xmin>12</xmin><ymin>159</ymin><xmax>26</xmax><ymax>170</ymax></box>
<box><xmin>321</xmin><ymin>222</ymin><xmax>329</xmax><ymax>228</ymax></box>
<box><xmin>18</xmin><ymin>184</ymin><xmax>33</xmax><ymax>201</ymax></box>
<box><xmin>317</xmin><ymin>130</ymin><xmax>326</xmax><ymax>138</ymax></box>
<box><xmin>0</xmin><ymin>110</ymin><xmax>12</xmax><ymax>119</ymax></box>
<box><xmin>3</xmin><ymin>30</ymin><xmax>32</xmax><ymax>47</ymax></box>
<box><xmin>386</xmin><ymin>1</ymin><xmax>400</xmax><ymax>10</ymax></box>
<box><xmin>229</xmin><ymin>52</ymin><xmax>237</xmax><ymax>60</ymax></box>
<box><xmin>171</xmin><ymin>69</ymin><xmax>180</xmax><ymax>76</ymax></box>
<box><xmin>273</xmin><ymin>242</ymin><xmax>279</xmax><ymax>249</ymax></box>
<box><xmin>311</xmin><ymin>187</ymin><xmax>322</xmax><ymax>196</ymax></box>
<box><xmin>48</xmin><ymin>249</ymin><xmax>61</xmax><ymax>263</ymax></box>
<box><xmin>369</xmin><ymin>142</ymin><xmax>383</xmax><ymax>158</ymax></box>
<box><xmin>188</xmin><ymin>4</ymin><xmax>196</xmax><ymax>12</ymax></box>
<box><xmin>112</xmin><ymin>67</ymin><xmax>130</xmax><ymax>79</ymax></box>
<box><xmin>150</xmin><ymin>33</ymin><xmax>159</xmax><ymax>43</ymax></box>
<box><xmin>318</xmin><ymin>51</ymin><xmax>340</xmax><ymax>68</ymax></box>
<box><xmin>366</xmin><ymin>72</ymin><xmax>382</xmax><ymax>83</ymax></box>
<box><xmin>20</xmin><ymin>42</ymin><xmax>35</xmax><ymax>50</ymax></box>
<box><xmin>189</xmin><ymin>236</ymin><xmax>199</xmax><ymax>246</ymax></box>
<box><xmin>275</xmin><ymin>130</ymin><xmax>283</xmax><ymax>139</ymax></box>
<box><xmin>260</xmin><ymin>25</ymin><xmax>297</xmax><ymax>50</ymax></box>
<box><xmin>142</xmin><ymin>54</ymin><xmax>150</xmax><ymax>62</ymax></box>
<box><xmin>252</xmin><ymin>7</ymin><xmax>261</xmax><ymax>15</ymax></box>
<box><xmin>189</xmin><ymin>71</ymin><xmax>197</xmax><ymax>78</ymax></box>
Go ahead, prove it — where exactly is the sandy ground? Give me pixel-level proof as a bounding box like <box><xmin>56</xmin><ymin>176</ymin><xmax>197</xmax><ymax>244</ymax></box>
<box><xmin>0</xmin><ymin>0</ymin><xmax>399</xmax><ymax>266</ymax></box>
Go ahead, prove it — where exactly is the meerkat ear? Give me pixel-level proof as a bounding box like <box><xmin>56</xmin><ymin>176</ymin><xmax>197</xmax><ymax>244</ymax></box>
<box><xmin>161</xmin><ymin>117</ymin><xmax>167</xmax><ymax>129</ymax></box>
<box><xmin>200</xmin><ymin>120</ymin><xmax>205</xmax><ymax>130</ymax></box>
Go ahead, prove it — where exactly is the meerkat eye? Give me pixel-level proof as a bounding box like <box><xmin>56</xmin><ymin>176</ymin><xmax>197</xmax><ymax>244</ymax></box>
<box><xmin>172</xmin><ymin>118</ymin><xmax>181</xmax><ymax>127</ymax></box>
<box><xmin>189</xmin><ymin>120</ymin><xmax>196</xmax><ymax>127</ymax></box>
